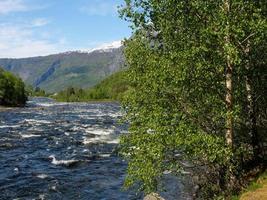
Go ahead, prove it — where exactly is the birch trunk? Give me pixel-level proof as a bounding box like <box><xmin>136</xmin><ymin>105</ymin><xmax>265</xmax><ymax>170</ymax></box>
<box><xmin>244</xmin><ymin>42</ymin><xmax>261</xmax><ymax>162</ymax></box>
<box><xmin>224</xmin><ymin>0</ymin><xmax>233</xmax><ymax>148</ymax></box>
<box><xmin>224</xmin><ymin>0</ymin><xmax>235</xmax><ymax>191</ymax></box>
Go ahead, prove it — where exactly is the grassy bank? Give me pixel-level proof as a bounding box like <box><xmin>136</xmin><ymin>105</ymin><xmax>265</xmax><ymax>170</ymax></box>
<box><xmin>232</xmin><ymin>170</ymin><xmax>267</xmax><ymax>200</ymax></box>
<box><xmin>0</xmin><ymin>105</ymin><xmax>14</xmax><ymax>112</ymax></box>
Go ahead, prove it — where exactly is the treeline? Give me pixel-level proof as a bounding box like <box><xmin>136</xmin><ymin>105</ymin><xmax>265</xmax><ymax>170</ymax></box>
<box><xmin>26</xmin><ymin>86</ymin><xmax>47</xmax><ymax>97</ymax></box>
<box><xmin>118</xmin><ymin>0</ymin><xmax>266</xmax><ymax>199</ymax></box>
<box><xmin>0</xmin><ymin>67</ymin><xmax>27</xmax><ymax>106</ymax></box>
<box><xmin>53</xmin><ymin>70</ymin><xmax>129</xmax><ymax>102</ymax></box>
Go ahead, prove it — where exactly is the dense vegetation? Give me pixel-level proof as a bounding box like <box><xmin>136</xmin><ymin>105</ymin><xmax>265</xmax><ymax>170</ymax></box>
<box><xmin>0</xmin><ymin>68</ymin><xmax>27</xmax><ymax>106</ymax></box>
<box><xmin>27</xmin><ymin>86</ymin><xmax>47</xmax><ymax>97</ymax></box>
<box><xmin>119</xmin><ymin>0</ymin><xmax>266</xmax><ymax>199</ymax></box>
<box><xmin>53</xmin><ymin>70</ymin><xmax>129</xmax><ymax>102</ymax></box>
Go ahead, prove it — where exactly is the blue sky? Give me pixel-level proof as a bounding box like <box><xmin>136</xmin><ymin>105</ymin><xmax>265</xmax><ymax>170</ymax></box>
<box><xmin>0</xmin><ymin>0</ymin><xmax>132</xmax><ymax>58</ymax></box>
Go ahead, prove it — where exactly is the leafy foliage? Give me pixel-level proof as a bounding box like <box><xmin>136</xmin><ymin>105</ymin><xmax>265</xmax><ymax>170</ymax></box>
<box><xmin>0</xmin><ymin>67</ymin><xmax>27</xmax><ymax>106</ymax></box>
<box><xmin>25</xmin><ymin>85</ymin><xmax>47</xmax><ymax>97</ymax></box>
<box><xmin>119</xmin><ymin>0</ymin><xmax>266</xmax><ymax>198</ymax></box>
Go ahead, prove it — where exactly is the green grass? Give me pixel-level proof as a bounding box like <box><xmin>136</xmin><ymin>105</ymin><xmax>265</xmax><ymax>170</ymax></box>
<box><xmin>231</xmin><ymin>170</ymin><xmax>267</xmax><ymax>200</ymax></box>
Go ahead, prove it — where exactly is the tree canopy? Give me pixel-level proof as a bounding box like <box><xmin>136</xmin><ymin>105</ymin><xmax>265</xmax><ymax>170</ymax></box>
<box><xmin>0</xmin><ymin>67</ymin><xmax>28</xmax><ymax>106</ymax></box>
<box><xmin>119</xmin><ymin>0</ymin><xmax>266</xmax><ymax>198</ymax></box>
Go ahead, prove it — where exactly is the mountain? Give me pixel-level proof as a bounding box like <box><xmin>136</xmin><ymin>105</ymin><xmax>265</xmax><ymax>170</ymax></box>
<box><xmin>0</xmin><ymin>44</ymin><xmax>124</xmax><ymax>93</ymax></box>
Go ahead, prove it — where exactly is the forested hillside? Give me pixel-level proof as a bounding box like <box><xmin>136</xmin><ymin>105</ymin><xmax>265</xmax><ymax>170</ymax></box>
<box><xmin>53</xmin><ymin>70</ymin><xmax>129</xmax><ymax>102</ymax></box>
<box><xmin>0</xmin><ymin>68</ymin><xmax>27</xmax><ymax>106</ymax></box>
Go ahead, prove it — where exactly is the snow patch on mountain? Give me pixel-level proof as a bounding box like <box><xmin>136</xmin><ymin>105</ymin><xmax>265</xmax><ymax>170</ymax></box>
<box><xmin>59</xmin><ymin>41</ymin><xmax>123</xmax><ymax>56</ymax></box>
<box><xmin>92</xmin><ymin>40</ymin><xmax>122</xmax><ymax>52</ymax></box>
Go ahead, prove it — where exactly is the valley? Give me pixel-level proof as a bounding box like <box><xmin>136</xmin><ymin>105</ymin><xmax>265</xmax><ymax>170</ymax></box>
<box><xmin>0</xmin><ymin>46</ymin><xmax>124</xmax><ymax>93</ymax></box>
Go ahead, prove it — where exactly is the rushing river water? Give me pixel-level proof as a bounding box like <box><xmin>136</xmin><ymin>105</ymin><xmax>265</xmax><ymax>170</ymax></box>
<box><xmin>0</xmin><ymin>98</ymin><xmax>192</xmax><ymax>200</ymax></box>
<box><xmin>0</xmin><ymin>98</ymin><xmax>141</xmax><ymax>200</ymax></box>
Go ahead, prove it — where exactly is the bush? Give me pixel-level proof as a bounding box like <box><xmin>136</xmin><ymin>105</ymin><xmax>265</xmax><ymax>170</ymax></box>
<box><xmin>0</xmin><ymin>67</ymin><xmax>27</xmax><ymax>106</ymax></box>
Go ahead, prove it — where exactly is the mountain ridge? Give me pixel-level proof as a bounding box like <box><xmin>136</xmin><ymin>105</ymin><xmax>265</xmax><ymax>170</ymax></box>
<box><xmin>0</xmin><ymin>45</ymin><xmax>124</xmax><ymax>93</ymax></box>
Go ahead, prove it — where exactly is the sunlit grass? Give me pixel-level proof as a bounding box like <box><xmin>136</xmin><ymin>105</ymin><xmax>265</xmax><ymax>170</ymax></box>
<box><xmin>232</xmin><ymin>171</ymin><xmax>267</xmax><ymax>200</ymax></box>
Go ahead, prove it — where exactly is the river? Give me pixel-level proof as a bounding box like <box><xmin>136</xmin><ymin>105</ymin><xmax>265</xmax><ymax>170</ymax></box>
<box><xmin>0</xmin><ymin>98</ymin><xmax>191</xmax><ymax>200</ymax></box>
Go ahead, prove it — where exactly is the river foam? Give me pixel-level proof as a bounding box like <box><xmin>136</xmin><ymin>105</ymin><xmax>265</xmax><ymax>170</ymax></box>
<box><xmin>0</xmin><ymin>98</ymin><xmax>151</xmax><ymax>199</ymax></box>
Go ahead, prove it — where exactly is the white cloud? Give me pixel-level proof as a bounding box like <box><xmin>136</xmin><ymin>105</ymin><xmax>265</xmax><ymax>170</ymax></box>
<box><xmin>0</xmin><ymin>23</ymin><xmax>62</xmax><ymax>58</ymax></box>
<box><xmin>80</xmin><ymin>0</ymin><xmax>118</xmax><ymax>16</ymax></box>
<box><xmin>0</xmin><ymin>0</ymin><xmax>48</xmax><ymax>15</ymax></box>
<box><xmin>0</xmin><ymin>21</ymin><xmax>124</xmax><ymax>58</ymax></box>
<box><xmin>0</xmin><ymin>0</ymin><xmax>28</xmax><ymax>14</ymax></box>
<box><xmin>3</xmin><ymin>40</ymin><xmax>58</xmax><ymax>58</ymax></box>
<box><xmin>94</xmin><ymin>40</ymin><xmax>122</xmax><ymax>49</ymax></box>
<box><xmin>31</xmin><ymin>18</ymin><xmax>50</xmax><ymax>27</ymax></box>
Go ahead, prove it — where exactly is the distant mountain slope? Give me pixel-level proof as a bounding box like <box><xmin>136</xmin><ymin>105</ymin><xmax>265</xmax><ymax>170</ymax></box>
<box><xmin>54</xmin><ymin>70</ymin><xmax>130</xmax><ymax>102</ymax></box>
<box><xmin>0</xmin><ymin>47</ymin><xmax>124</xmax><ymax>93</ymax></box>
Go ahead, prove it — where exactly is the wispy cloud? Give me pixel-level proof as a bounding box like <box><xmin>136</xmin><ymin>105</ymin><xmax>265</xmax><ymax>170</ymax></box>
<box><xmin>80</xmin><ymin>0</ymin><xmax>119</xmax><ymax>16</ymax></box>
<box><xmin>0</xmin><ymin>0</ymin><xmax>48</xmax><ymax>15</ymax></box>
<box><xmin>0</xmin><ymin>23</ymin><xmax>63</xmax><ymax>58</ymax></box>
<box><xmin>0</xmin><ymin>19</ymin><xmax>124</xmax><ymax>58</ymax></box>
<box><xmin>31</xmin><ymin>18</ymin><xmax>50</xmax><ymax>27</ymax></box>
<box><xmin>0</xmin><ymin>0</ymin><xmax>29</xmax><ymax>14</ymax></box>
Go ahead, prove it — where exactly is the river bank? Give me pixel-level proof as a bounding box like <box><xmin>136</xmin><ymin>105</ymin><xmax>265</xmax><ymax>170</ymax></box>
<box><xmin>0</xmin><ymin>105</ymin><xmax>15</xmax><ymax>112</ymax></box>
<box><xmin>232</xmin><ymin>171</ymin><xmax>267</xmax><ymax>200</ymax></box>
